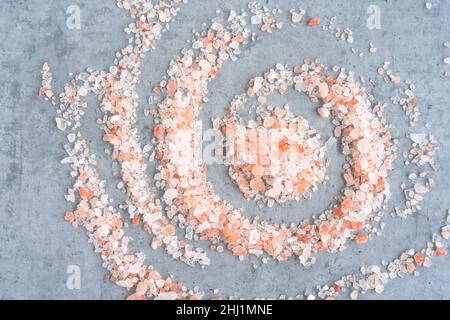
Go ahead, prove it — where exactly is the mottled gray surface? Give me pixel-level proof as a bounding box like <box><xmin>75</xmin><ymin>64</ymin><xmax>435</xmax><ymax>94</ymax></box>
<box><xmin>1</xmin><ymin>0</ymin><xmax>450</xmax><ymax>300</ymax></box>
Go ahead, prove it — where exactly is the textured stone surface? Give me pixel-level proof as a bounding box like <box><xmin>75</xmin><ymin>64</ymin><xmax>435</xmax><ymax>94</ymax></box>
<box><xmin>1</xmin><ymin>0</ymin><xmax>450</xmax><ymax>299</ymax></box>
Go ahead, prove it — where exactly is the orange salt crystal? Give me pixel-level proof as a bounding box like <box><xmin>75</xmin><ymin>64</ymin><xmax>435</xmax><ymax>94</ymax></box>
<box><xmin>332</xmin><ymin>284</ymin><xmax>342</xmax><ymax>293</ymax></box>
<box><xmin>332</xmin><ymin>206</ymin><xmax>343</xmax><ymax>218</ymax></box>
<box><xmin>136</xmin><ymin>282</ymin><xmax>148</xmax><ymax>296</ymax></box>
<box><xmin>406</xmin><ymin>263</ymin><xmax>415</xmax><ymax>273</ymax></box>
<box><xmin>414</xmin><ymin>252</ymin><xmax>425</xmax><ymax>265</ymax></box>
<box><xmin>347</xmin><ymin>97</ymin><xmax>358</xmax><ymax>108</ymax></box>
<box><xmin>153</xmin><ymin>124</ymin><xmax>164</xmax><ymax>139</ymax></box>
<box><xmin>352</xmin><ymin>221</ymin><xmax>364</xmax><ymax>230</ymax></box>
<box><xmin>355</xmin><ymin>233</ymin><xmax>368</xmax><ymax>244</ymax></box>
<box><xmin>251</xmin><ymin>165</ymin><xmax>264</xmax><ymax>177</ymax></box>
<box><xmin>181</xmin><ymin>107</ymin><xmax>194</xmax><ymax>122</ymax></box>
<box><xmin>132</xmin><ymin>215</ymin><xmax>140</xmax><ymax>225</ymax></box>
<box><xmin>298</xmin><ymin>234</ymin><xmax>311</xmax><ymax>244</ymax></box>
<box><xmin>249</xmin><ymin>177</ymin><xmax>265</xmax><ymax>193</ymax></box>
<box><xmin>152</xmin><ymin>86</ymin><xmax>161</xmax><ymax>94</ymax></box>
<box><xmin>162</xmin><ymin>224</ymin><xmax>176</xmax><ymax>236</ymax></box>
<box><xmin>295</xmin><ymin>180</ymin><xmax>310</xmax><ymax>194</ymax></box>
<box><xmin>436</xmin><ymin>247</ymin><xmax>447</xmax><ymax>257</ymax></box>
<box><xmin>141</xmin><ymin>23</ymin><xmax>151</xmax><ymax>32</ymax></box>
<box><xmin>341</xmin><ymin>198</ymin><xmax>353</xmax><ymax>213</ymax></box>
<box><xmin>118</xmin><ymin>152</ymin><xmax>134</xmax><ymax>161</ymax></box>
<box><xmin>64</xmin><ymin>211</ymin><xmax>75</xmax><ymax>223</ymax></box>
<box><xmin>375</xmin><ymin>177</ymin><xmax>385</xmax><ymax>192</ymax></box>
<box><xmin>232</xmin><ymin>245</ymin><xmax>248</xmax><ymax>256</ymax></box>
<box><xmin>79</xmin><ymin>168</ymin><xmax>90</xmax><ymax>180</ymax></box>
<box><xmin>148</xmin><ymin>270</ymin><xmax>162</xmax><ymax>281</ymax></box>
<box><xmin>166</xmin><ymin>80</ymin><xmax>178</xmax><ymax>94</ymax></box>
<box><xmin>279</xmin><ymin>139</ymin><xmax>289</xmax><ymax>152</ymax></box>
<box><xmin>296</xmin><ymin>144</ymin><xmax>305</xmax><ymax>153</ymax></box>
<box><xmin>319</xmin><ymin>221</ymin><xmax>330</xmax><ymax>234</ymax></box>
<box><xmin>76</xmin><ymin>207</ymin><xmax>87</xmax><ymax>219</ymax></box>
<box><xmin>232</xmin><ymin>34</ymin><xmax>244</xmax><ymax>43</ymax></box>
<box><xmin>79</xmin><ymin>186</ymin><xmax>92</xmax><ymax>200</ymax></box>
<box><xmin>308</xmin><ymin>18</ymin><xmax>321</xmax><ymax>26</ymax></box>
<box><xmin>112</xmin><ymin>216</ymin><xmax>123</xmax><ymax>229</ymax></box>
<box><xmin>271</xmin><ymin>121</ymin><xmax>280</xmax><ymax>129</ymax></box>
<box><xmin>202</xmin><ymin>36</ymin><xmax>212</xmax><ymax>47</ymax></box>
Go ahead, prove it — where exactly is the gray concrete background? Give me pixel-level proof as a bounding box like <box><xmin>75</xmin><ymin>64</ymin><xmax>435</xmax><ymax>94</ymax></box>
<box><xmin>1</xmin><ymin>0</ymin><xmax>450</xmax><ymax>300</ymax></box>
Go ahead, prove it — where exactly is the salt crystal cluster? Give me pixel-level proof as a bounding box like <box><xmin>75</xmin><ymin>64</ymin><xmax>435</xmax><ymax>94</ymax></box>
<box><xmin>224</xmin><ymin>103</ymin><xmax>327</xmax><ymax>206</ymax></box>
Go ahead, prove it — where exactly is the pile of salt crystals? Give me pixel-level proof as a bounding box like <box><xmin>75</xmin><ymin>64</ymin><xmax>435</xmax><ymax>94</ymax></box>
<box><xmin>224</xmin><ymin>104</ymin><xmax>327</xmax><ymax>207</ymax></box>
